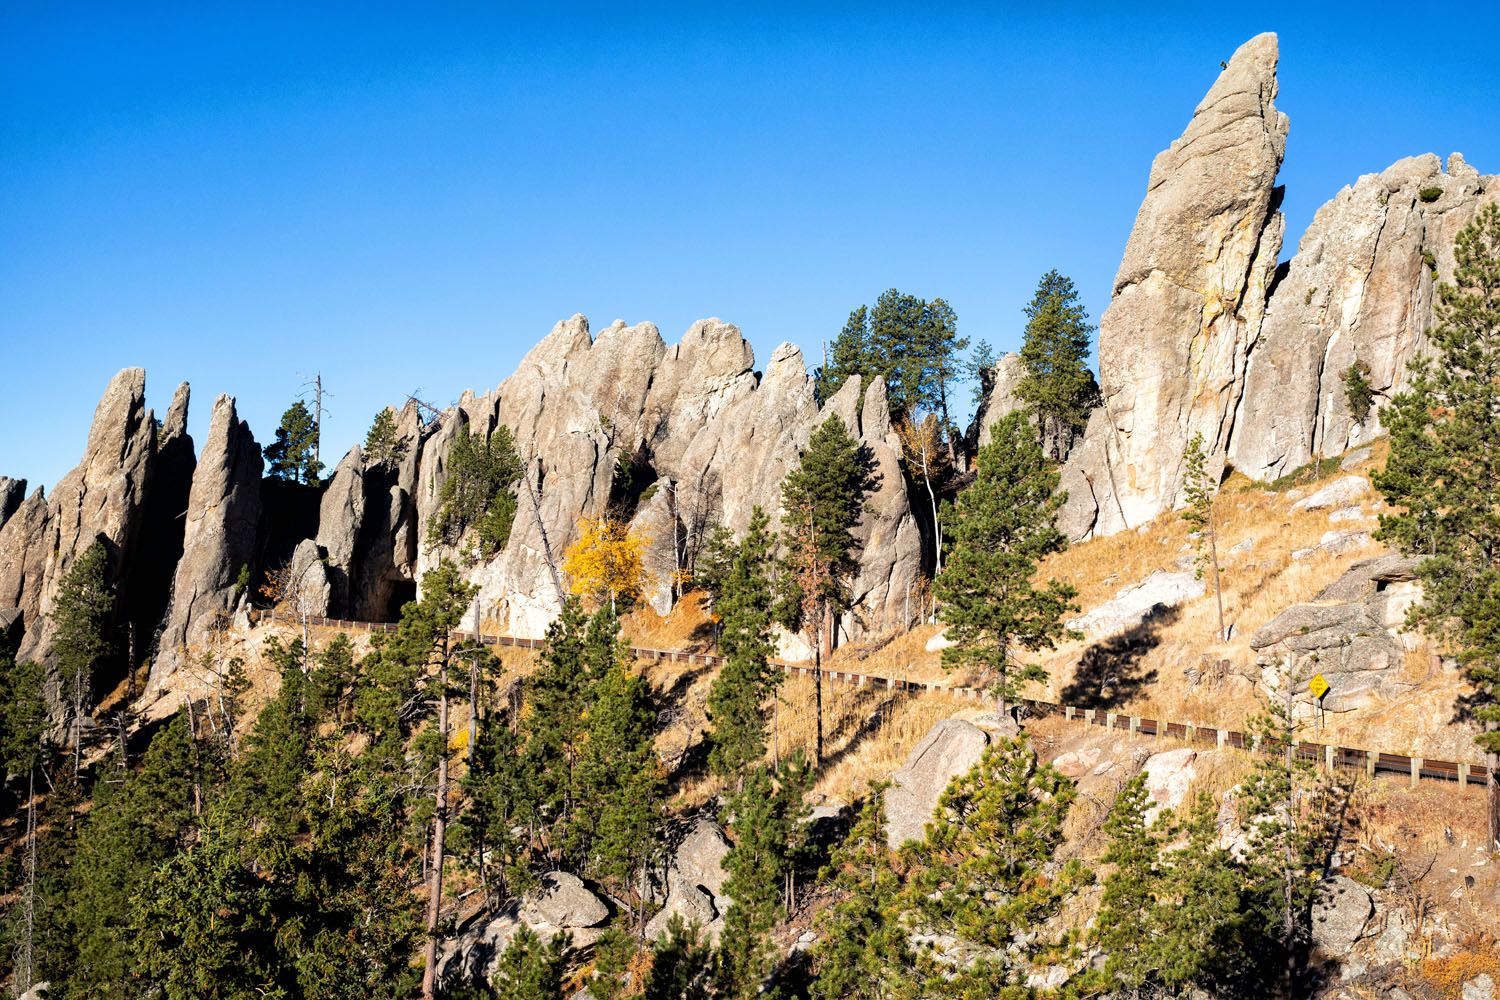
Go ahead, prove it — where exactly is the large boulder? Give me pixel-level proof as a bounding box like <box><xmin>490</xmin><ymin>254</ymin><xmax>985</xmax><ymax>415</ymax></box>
<box><xmin>149</xmin><ymin>395</ymin><xmax>262</xmax><ymax>692</ymax></box>
<box><xmin>1309</xmin><ymin>875</ymin><xmax>1373</xmax><ymax>958</ymax></box>
<box><xmin>1085</xmin><ymin>33</ymin><xmax>1287</xmax><ymax>535</ymax></box>
<box><xmin>884</xmin><ymin>719</ymin><xmax>990</xmax><ymax>848</ymax></box>
<box><xmin>1141</xmin><ymin>748</ymin><xmax>1197</xmax><ymax>825</ymax></box>
<box><xmin>519</xmin><ymin>871</ymin><xmax>610</xmax><ymax>938</ymax></box>
<box><xmin>1249</xmin><ymin>555</ymin><xmax>1422</xmax><ymax>712</ymax></box>
<box><xmin>1066</xmin><ymin>570</ymin><xmax>1204</xmax><ymax>639</ymax></box>
<box><xmin>647</xmin><ymin>817</ymin><xmax>733</xmax><ymax>941</ymax></box>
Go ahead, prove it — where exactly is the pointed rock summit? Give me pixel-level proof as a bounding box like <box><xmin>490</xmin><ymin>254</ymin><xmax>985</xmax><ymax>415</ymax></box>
<box><xmin>1077</xmin><ymin>32</ymin><xmax>1288</xmax><ymax>536</ymax></box>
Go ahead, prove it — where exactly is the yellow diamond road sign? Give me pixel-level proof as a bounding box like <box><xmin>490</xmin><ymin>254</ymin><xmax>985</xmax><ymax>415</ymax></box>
<box><xmin>1309</xmin><ymin>673</ymin><xmax>1330</xmax><ymax>700</ymax></box>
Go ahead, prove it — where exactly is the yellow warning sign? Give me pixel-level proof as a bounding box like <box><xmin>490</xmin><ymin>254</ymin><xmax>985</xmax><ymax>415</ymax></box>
<box><xmin>1309</xmin><ymin>673</ymin><xmax>1330</xmax><ymax>700</ymax></box>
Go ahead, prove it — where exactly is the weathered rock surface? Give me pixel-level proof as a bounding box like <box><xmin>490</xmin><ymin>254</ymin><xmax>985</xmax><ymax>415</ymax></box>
<box><xmin>124</xmin><ymin>382</ymin><xmax>196</xmax><ymax>647</ymax></box>
<box><xmin>1087</xmin><ymin>33</ymin><xmax>1287</xmax><ymax>535</ymax></box>
<box><xmin>885</xmin><ymin>719</ymin><xmax>990</xmax><ymax>847</ymax></box>
<box><xmin>1310</xmin><ymin>875</ymin><xmax>1374</xmax><ymax>958</ymax></box>
<box><xmin>1142</xmin><ymin>747</ymin><xmax>1197</xmax><ymax>824</ymax></box>
<box><xmin>967</xmin><ymin>352</ymin><xmax>1026</xmax><ymax>450</ymax></box>
<box><xmin>519</xmin><ymin>871</ymin><xmax>610</xmax><ymax>934</ymax></box>
<box><xmin>1290</xmin><ymin>475</ymin><xmax>1370</xmax><ymax>512</ymax></box>
<box><xmin>150</xmin><ymin>395</ymin><xmax>262</xmax><ymax>691</ymax></box>
<box><xmin>1232</xmin><ymin>154</ymin><xmax>1498</xmax><ymax>481</ymax></box>
<box><xmin>1250</xmin><ymin>555</ymin><xmax>1422</xmax><ymax>712</ymax></box>
<box><xmin>286</xmin><ymin>538</ymin><xmax>331</xmax><ymax>618</ymax></box>
<box><xmin>1066</xmin><ymin>570</ymin><xmax>1204</xmax><ymax>639</ymax></box>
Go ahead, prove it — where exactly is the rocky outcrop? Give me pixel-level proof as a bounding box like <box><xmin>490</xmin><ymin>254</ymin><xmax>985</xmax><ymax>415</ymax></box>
<box><xmin>317</xmin><ymin>403</ymin><xmax>423</xmax><ymax>621</ymax></box>
<box><xmin>124</xmin><ymin>382</ymin><xmax>195</xmax><ymax>650</ymax></box>
<box><xmin>0</xmin><ymin>478</ymin><xmax>25</xmax><ymax>530</ymax></box>
<box><xmin>286</xmin><ymin>538</ymin><xmax>331</xmax><ymax>618</ymax></box>
<box><xmin>150</xmin><ymin>395</ymin><xmax>262</xmax><ymax>691</ymax></box>
<box><xmin>1141</xmin><ymin>747</ymin><xmax>1197</xmax><ymax>825</ymax></box>
<box><xmin>967</xmin><ymin>352</ymin><xmax>1026</xmax><ymax>450</ymax></box>
<box><xmin>1085</xmin><ymin>33</ymin><xmax>1287</xmax><ymax>535</ymax></box>
<box><xmin>411</xmin><ymin>316</ymin><xmax>920</xmax><ymax>645</ymax></box>
<box><xmin>647</xmin><ymin>817</ymin><xmax>733</xmax><ymax>941</ymax></box>
<box><xmin>8</xmin><ymin>369</ymin><xmax>156</xmax><ymax>670</ymax></box>
<box><xmin>1249</xmin><ymin>554</ymin><xmax>1423</xmax><ymax>713</ymax></box>
<box><xmin>1310</xmin><ymin>875</ymin><xmax>1374</xmax><ymax>959</ymax></box>
<box><xmin>1231</xmin><ymin>154</ymin><xmax>1497</xmax><ymax>480</ymax></box>
<box><xmin>1065</xmin><ymin>570</ymin><xmax>1204</xmax><ymax>639</ymax></box>
<box><xmin>885</xmin><ymin>718</ymin><xmax>990</xmax><ymax>847</ymax></box>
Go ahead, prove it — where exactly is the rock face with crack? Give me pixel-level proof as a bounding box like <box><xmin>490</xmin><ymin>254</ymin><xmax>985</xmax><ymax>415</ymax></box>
<box><xmin>1232</xmin><ymin>154</ymin><xmax>1498</xmax><ymax>481</ymax></box>
<box><xmin>884</xmin><ymin>718</ymin><xmax>990</xmax><ymax>848</ymax></box>
<box><xmin>1249</xmin><ymin>555</ymin><xmax>1423</xmax><ymax>713</ymax></box>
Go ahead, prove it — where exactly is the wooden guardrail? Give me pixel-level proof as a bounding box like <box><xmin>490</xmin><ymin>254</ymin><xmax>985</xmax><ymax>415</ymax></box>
<box><xmin>260</xmin><ymin>611</ymin><xmax>1493</xmax><ymax>790</ymax></box>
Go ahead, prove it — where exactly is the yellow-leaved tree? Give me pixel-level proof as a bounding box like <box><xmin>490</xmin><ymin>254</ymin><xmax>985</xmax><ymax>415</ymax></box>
<box><xmin>562</xmin><ymin>515</ymin><xmax>649</xmax><ymax>613</ymax></box>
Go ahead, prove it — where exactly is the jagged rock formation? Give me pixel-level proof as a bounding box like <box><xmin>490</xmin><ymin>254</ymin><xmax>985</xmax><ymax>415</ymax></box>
<box><xmin>149</xmin><ymin>394</ymin><xmax>262</xmax><ymax>691</ymax></box>
<box><xmin>967</xmin><ymin>351</ymin><xmax>1025</xmax><ymax>450</ymax></box>
<box><xmin>1056</xmin><ymin>31</ymin><xmax>1493</xmax><ymax>540</ymax></box>
<box><xmin>1081</xmin><ymin>32</ymin><xmax>1288</xmax><ymax>536</ymax></box>
<box><xmin>4</xmin><ymin>369</ymin><xmax>156</xmax><ymax>672</ymax></box>
<box><xmin>1231</xmin><ymin>153</ymin><xmax>1497</xmax><ymax>480</ymax></box>
<box><xmin>399</xmin><ymin>316</ymin><xmax>921</xmax><ymax>644</ymax></box>
<box><xmin>123</xmin><ymin>382</ymin><xmax>195</xmax><ymax>653</ymax></box>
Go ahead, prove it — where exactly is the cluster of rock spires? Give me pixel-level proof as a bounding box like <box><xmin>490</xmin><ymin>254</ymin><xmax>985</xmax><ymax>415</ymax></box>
<box><xmin>974</xmin><ymin>32</ymin><xmax>1496</xmax><ymax>539</ymax></box>
<box><xmin>0</xmin><ymin>31</ymin><xmax>1491</xmax><ymax>710</ymax></box>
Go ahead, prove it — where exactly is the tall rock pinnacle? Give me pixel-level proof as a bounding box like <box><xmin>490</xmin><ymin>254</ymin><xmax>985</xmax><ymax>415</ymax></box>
<box><xmin>1090</xmin><ymin>32</ymin><xmax>1288</xmax><ymax>533</ymax></box>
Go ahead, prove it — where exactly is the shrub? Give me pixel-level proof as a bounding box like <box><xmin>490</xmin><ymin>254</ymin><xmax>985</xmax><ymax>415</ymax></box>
<box><xmin>1419</xmin><ymin>186</ymin><xmax>1443</xmax><ymax>203</ymax></box>
<box><xmin>1341</xmin><ymin>359</ymin><xmax>1375</xmax><ymax>424</ymax></box>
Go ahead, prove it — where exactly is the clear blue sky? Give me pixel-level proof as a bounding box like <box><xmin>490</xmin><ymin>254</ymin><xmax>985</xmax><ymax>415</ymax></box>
<box><xmin>4</xmin><ymin>4</ymin><xmax>1497</xmax><ymax>489</ymax></box>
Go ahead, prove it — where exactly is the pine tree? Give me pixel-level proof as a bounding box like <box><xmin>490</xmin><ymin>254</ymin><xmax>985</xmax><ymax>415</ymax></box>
<box><xmin>364</xmin><ymin>406</ymin><xmax>408</xmax><ymax>467</ymax></box>
<box><xmin>1016</xmin><ymin>269</ymin><xmax>1098</xmax><ymax>461</ymax></box>
<box><xmin>491</xmin><ymin>927</ymin><xmax>570</xmax><ymax>1000</ymax></box>
<box><xmin>66</xmin><ymin>714</ymin><xmax>200</xmax><ymax>997</ymax></box>
<box><xmin>817</xmin><ymin>305</ymin><xmax>873</xmax><ymax>402</ymax></box>
<box><xmin>1182</xmin><ymin>431</ymin><xmax>1226</xmax><ymax>641</ymax></box>
<box><xmin>715</xmin><ymin>756</ymin><xmax>812</xmax><ymax>998</ymax></box>
<box><xmin>869</xmin><ymin>288</ymin><xmax>931</xmax><ymax>416</ymax></box>
<box><xmin>934</xmin><ymin>410</ymin><xmax>1077</xmax><ymax>715</ymax></box>
<box><xmin>902</xmin><ymin>734</ymin><xmax>1090</xmax><ymax>994</ymax></box>
<box><xmin>428</xmin><ymin>424</ymin><xmax>524</xmax><ymax>556</ymax></box>
<box><xmin>809</xmin><ymin>790</ymin><xmax>914</xmax><ymax>1000</ymax></box>
<box><xmin>643</xmin><ymin>916</ymin><xmax>714</xmax><ymax>999</ymax></box>
<box><xmin>915</xmin><ymin>296</ymin><xmax>967</xmax><ymax>442</ymax></box>
<box><xmin>779</xmin><ymin>415</ymin><xmax>876</xmax><ymax>763</ymax></box>
<box><xmin>457</xmin><ymin>713</ymin><xmax>536</xmax><ymax>908</ymax></box>
<box><xmin>265</xmin><ymin>399</ymin><xmax>324</xmax><ymax>484</ymax></box>
<box><xmin>571</xmin><ymin>610</ymin><xmax>664</xmax><ymax>924</ymax></box>
<box><xmin>522</xmin><ymin>597</ymin><xmax>592</xmax><ymax>847</ymax></box>
<box><xmin>51</xmin><ymin>539</ymin><xmax>114</xmax><ymax>767</ymax></box>
<box><xmin>966</xmin><ymin>339</ymin><xmax>997</xmax><ymax>406</ymax></box>
<box><xmin>1373</xmin><ymin>202</ymin><xmax>1500</xmax><ymax>852</ymax></box>
<box><xmin>706</xmin><ymin>508</ymin><xmax>779</xmax><ymax>782</ymax></box>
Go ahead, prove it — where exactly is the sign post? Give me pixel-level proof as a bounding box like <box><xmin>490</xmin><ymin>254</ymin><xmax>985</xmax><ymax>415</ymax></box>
<box><xmin>1309</xmin><ymin>673</ymin><xmax>1330</xmax><ymax>731</ymax></box>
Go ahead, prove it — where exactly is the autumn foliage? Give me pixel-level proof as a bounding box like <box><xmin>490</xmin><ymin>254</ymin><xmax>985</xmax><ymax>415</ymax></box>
<box><xmin>562</xmin><ymin>515</ymin><xmax>649</xmax><ymax>610</ymax></box>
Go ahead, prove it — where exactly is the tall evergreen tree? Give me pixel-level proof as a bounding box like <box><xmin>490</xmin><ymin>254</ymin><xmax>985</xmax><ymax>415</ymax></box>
<box><xmin>264</xmin><ymin>399</ymin><xmax>324</xmax><ymax>484</ymax></box>
<box><xmin>1373</xmin><ymin>201</ymin><xmax>1500</xmax><ymax>852</ymax></box>
<box><xmin>809</xmin><ymin>790</ymin><xmax>914</xmax><ymax>1000</ymax></box>
<box><xmin>1016</xmin><ymin>269</ymin><xmax>1098</xmax><ymax>460</ymax></box>
<box><xmin>934</xmin><ymin>410</ymin><xmax>1077</xmax><ymax>715</ymax></box>
<box><xmin>779</xmin><ymin>415</ymin><xmax>876</xmax><ymax>763</ymax></box>
<box><xmin>490</xmin><ymin>927</ymin><xmax>570</xmax><ymax>1000</ymax></box>
<box><xmin>51</xmin><ymin>539</ymin><xmax>114</xmax><ymax>764</ymax></box>
<box><xmin>901</xmin><ymin>735</ymin><xmax>1090</xmax><ymax>995</ymax></box>
<box><xmin>706</xmin><ymin>508</ymin><xmax>779</xmax><ymax>782</ymax></box>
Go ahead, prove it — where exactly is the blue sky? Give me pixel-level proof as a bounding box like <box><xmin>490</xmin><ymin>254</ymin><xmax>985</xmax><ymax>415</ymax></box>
<box><xmin>4</xmin><ymin>4</ymin><xmax>1497</xmax><ymax>489</ymax></box>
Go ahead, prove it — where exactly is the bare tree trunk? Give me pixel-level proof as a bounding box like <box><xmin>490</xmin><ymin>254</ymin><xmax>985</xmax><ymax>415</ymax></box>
<box><xmin>1488</xmin><ymin>742</ymin><xmax>1499</xmax><ymax>856</ymax></box>
<box><xmin>422</xmin><ymin>645</ymin><xmax>451</xmax><ymax>1000</ymax></box>
<box><xmin>14</xmin><ymin>769</ymin><xmax>36</xmax><ymax>995</ymax></box>
<box><xmin>1208</xmin><ymin>503</ymin><xmax>1226</xmax><ymax>641</ymax></box>
<box><xmin>813</xmin><ymin>620</ymin><xmax>824</xmax><ymax>767</ymax></box>
<box><xmin>919</xmin><ymin>438</ymin><xmax>942</xmax><ymax>574</ymax></box>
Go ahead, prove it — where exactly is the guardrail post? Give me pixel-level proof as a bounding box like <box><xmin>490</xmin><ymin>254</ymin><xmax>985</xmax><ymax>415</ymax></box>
<box><xmin>1105</xmin><ymin>712</ymin><xmax>1116</xmax><ymax>731</ymax></box>
<box><xmin>1186</xmin><ymin>724</ymin><xmax>1196</xmax><ymax>743</ymax></box>
<box><xmin>1216</xmin><ymin>730</ymin><xmax>1226</xmax><ymax>750</ymax></box>
<box><xmin>1129</xmin><ymin>715</ymin><xmax>1139</xmax><ymax>735</ymax></box>
<box><xmin>1084</xmin><ymin>709</ymin><xmax>1096</xmax><ymax>725</ymax></box>
<box><xmin>1459</xmin><ymin>762</ymin><xmax>1470</xmax><ymax>787</ymax></box>
<box><xmin>1367</xmin><ymin>751</ymin><xmax>1377</xmax><ymax>777</ymax></box>
<box><xmin>1410</xmin><ymin>757</ymin><xmax>1422</xmax><ymax>788</ymax></box>
<box><xmin>1325</xmin><ymin>745</ymin><xmax>1335</xmax><ymax>772</ymax></box>
<box><xmin>1064</xmin><ymin>706</ymin><xmax>1074</xmax><ymax>722</ymax></box>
